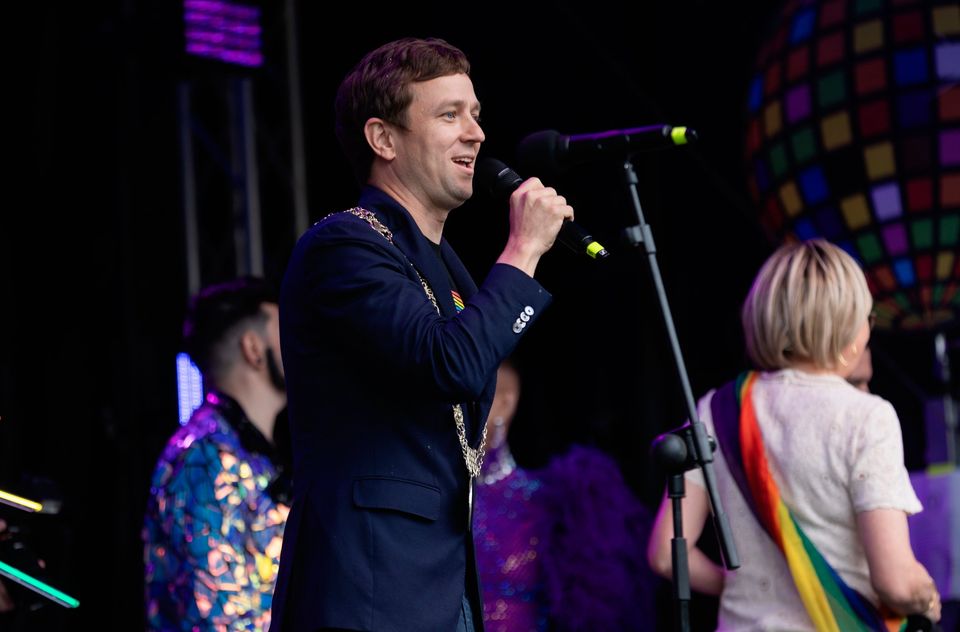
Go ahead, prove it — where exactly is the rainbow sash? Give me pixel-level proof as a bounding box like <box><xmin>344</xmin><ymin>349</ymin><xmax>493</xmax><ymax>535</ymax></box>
<box><xmin>710</xmin><ymin>371</ymin><xmax>905</xmax><ymax>632</ymax></box>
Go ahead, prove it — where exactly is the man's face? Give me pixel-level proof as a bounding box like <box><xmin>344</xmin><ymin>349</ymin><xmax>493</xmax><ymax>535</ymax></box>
<box><xmin>390</xmin><ymin>73</ymin><xmax>484</xmax><ymax>213</ymax></box>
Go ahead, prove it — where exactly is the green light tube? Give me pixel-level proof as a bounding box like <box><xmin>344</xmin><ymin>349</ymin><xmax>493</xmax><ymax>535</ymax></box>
<box><xmin>0</xmin><ymin>559</ymin><xmax>79</xmax><ymax>608</ymax></box>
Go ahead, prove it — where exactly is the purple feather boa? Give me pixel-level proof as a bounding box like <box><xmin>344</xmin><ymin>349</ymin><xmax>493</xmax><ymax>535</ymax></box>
<box><xmin>537</xmin><ymin>445</ymin><xmax>657</xmax><ymax>631</ymax></box>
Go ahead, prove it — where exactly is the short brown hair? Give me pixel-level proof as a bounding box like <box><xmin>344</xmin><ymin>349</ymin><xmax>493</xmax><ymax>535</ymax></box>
<box><xmin>742</xmin><ymin>239</ymin><xmax>873</xmax><ymax>371</ymax></box>
<box><xmin>334</xmin><ymin>37</ymin><xmax>471</xmax><ymax>184</ymax></box>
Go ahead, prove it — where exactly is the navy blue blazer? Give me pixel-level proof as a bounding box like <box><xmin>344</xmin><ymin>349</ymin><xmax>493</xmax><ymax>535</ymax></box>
<box><xmin>270</xmin><ymin>187</ymin><xmax>552</xmax><ymax>632</ymax></box>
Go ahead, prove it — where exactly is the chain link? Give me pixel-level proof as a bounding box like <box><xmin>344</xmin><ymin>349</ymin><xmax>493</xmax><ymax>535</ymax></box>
<box><xmin>338</xmin><ymin>208</ymin><xmax>487</xmax><ymax>477</ymax></box>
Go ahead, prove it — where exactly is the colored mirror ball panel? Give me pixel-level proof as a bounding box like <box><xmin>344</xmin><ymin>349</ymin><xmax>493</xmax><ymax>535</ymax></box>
<box><xmin>744</xmin><ymin>0</ymin><xmax>960</xmax><ymax>331</ymax></box>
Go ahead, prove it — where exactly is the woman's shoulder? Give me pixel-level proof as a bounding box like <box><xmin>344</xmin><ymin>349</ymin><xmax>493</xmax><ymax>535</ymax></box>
<box><xmin>759</xmin><ymin>369</ymin><xmax>894</xmax><ymax>409</ymax></box>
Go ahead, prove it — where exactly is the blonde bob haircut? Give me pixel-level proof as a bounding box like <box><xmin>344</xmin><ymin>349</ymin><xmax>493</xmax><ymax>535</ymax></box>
<box><xmin>742</xmin><ymin>238</ymin><xmax>873</xmax><ymax>371</ymax></box>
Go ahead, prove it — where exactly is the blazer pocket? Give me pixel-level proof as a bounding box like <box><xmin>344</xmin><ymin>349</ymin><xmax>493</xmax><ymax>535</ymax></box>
<box><xmin>352</xmin><ymin>476</ymin><xmax>442</xmax><ymax>521</ymax></box>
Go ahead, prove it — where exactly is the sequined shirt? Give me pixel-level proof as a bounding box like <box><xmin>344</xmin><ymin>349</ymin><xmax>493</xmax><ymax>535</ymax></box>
<box><xmin>474</xmin><ymin>455</ymin><xmax>548</xmax><ymax>632</ymax></box>
<box><xmin>143</xmin><ymin>393</ymin><xmax>289</xmax><ymax>631</ymax></box>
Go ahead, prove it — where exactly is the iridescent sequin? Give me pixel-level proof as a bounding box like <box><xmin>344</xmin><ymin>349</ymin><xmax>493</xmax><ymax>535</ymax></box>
<box><xmin>474</xmin><ymin>449</ymin><xmax>549</xmax><ymax>632</ymax></box>
<box><xmin>143</xmin><ymin>404</ymin><xmax>288</xmax><ymax>631</ymax></box>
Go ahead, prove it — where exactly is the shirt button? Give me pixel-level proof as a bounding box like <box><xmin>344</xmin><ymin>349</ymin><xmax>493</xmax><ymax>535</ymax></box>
<box><xmin>524</xmin><ymin>306</ymin><xmax>534</xmax><ymax>316</ymax></box>
<box><xmin>519</xmin><ymin>312</ymin><xmax>530</xmax><ymax>322</ymax></box>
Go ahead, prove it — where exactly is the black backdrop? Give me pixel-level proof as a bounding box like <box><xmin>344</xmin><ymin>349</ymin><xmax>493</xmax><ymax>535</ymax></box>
<box><xmin>1</xmin><ymin>2</ymin><xmax>952</xmax><ymax>629</ymax></box>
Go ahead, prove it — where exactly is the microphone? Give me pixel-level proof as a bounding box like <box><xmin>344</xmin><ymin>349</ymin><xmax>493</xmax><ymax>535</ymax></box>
<box><xmin>518</xmin><ymin>124</ymin><xmax>697</xmax><ymax>174</ymax></box>
<box><xmin>475</xmin><ymin>157</ymin><xmax>609</xmax><ymax>260</ymax></box>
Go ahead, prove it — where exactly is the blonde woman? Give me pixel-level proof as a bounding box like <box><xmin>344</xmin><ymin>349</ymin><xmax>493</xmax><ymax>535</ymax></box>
<box><xmin>647</xmin><ymin>239</ymin><xmax>941</xmax><ymax>630</ymax></box>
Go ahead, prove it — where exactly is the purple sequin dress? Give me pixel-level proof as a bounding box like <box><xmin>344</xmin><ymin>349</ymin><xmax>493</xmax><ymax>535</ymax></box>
<box><xmin>474</xmin><ymin>444</ymin><xmax>657</xmax><ymax>632</ymax></box>
<box><xmin>474</xmin><ymin>448</ymin><xmax>548</xmax><ymax>632</ymax></box>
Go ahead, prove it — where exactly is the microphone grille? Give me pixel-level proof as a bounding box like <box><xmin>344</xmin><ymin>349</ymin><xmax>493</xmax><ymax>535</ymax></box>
<box><xmin>517</xmin><ymin>129</ymin><xmax>563</xmax><ymax>178</ymax></box>
<box><xmin>475</xmin><ymin>157</ymin><xmax>521</xmax><ymax>200</ymax></box>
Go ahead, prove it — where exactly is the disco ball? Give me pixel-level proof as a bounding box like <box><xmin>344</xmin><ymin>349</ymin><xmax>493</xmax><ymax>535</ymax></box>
<box><xmin>744</xmin><ymin>0</ymin><xmax>960</xmax><ymax>331</ymax></box>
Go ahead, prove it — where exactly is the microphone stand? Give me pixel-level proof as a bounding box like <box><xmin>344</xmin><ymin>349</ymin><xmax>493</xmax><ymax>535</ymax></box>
<box><xmin>620</xmin><ymin>157</ymin><xmax>740</xmax><ymax>628</ymax></box>
<box><xmin>649</xmin><ymin>431</ymin><xmax>704</xmax><ymax>632</ymax></box>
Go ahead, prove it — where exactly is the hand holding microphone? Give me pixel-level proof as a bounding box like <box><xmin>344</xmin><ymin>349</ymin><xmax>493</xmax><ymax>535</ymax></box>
<box><xmin>476</xmin><ymin>158</ymin><xmax>609</xmax><ymax>274</ymax></box>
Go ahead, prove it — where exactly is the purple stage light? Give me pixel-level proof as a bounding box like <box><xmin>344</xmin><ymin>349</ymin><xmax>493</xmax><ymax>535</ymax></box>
<box><xmin>184</xmin><ymin>0</ymin><xmax>263</xmax><ymax>68</ymax></box>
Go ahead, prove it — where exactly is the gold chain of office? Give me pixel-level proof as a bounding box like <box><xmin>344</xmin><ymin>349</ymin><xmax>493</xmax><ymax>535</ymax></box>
<box><xmin>328</xmin><ymin>208</ymin><xmax>488</xmax><ymax>477</ymax></box>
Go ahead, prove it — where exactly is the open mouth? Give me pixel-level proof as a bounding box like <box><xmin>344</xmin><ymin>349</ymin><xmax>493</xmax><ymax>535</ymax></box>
<box><xmin>452</xmin><ymin>156</ymin><xmax>475</xmax><ymax>172</ymax></box>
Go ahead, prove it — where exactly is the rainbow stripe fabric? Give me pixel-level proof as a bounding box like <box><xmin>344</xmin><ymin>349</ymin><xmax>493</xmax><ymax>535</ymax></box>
<box><xmin>734</xmin><ymin>371</ymin><xmax>905</xmax><ymax>632</ymax></box>
<box><xmin>451</xmin><ymin>290</ymin><xmax>465</xmax><ymax>313</ymax></box>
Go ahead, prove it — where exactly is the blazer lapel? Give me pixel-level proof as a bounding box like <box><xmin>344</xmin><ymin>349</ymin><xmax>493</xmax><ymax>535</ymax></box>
<box><xmin>394</xmin><ymin>230</ymin><xmax>458</xmax><ymax>319</ymax></box>
<box><xmin>360</xmin><ymin>187</ymin><xmax>459</xmax><ymax>318</ymax></box>
<box><xmin>440</xmin><ymin>241</ymin><xmax>488</xmax><ymax>447</ymax></box>
<box><xmin>440</xmin><ymin>241</ymin><xmax>479</xmax><ymax>301</ymax></box>
<box><xmin>358</xmin><ymin>187</ymin><xmax>489</xmax><ymax>446</ymax></box>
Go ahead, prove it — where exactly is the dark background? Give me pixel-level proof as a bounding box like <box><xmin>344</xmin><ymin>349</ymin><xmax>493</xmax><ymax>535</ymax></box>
<box><xmin>1</xmin><ymin>2</ymin><xmax>955</xmax><ymax>629</ymax></box>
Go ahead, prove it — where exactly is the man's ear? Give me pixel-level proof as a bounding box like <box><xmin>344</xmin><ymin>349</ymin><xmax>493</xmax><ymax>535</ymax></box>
<box><xmin>364</xmin><ymin>117</ymin><xmax>397</xmax><ymax>161</ymax></box>
<box><xmin>238</xmin><ymin>330</ymin><xmax>264</xmax><ymax>369</ymax></box>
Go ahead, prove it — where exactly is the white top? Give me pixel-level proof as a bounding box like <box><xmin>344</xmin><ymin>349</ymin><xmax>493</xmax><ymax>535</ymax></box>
<box><xmin>686</xmin><ymin>369</ymin><xmax>923</xmax><ymax>631</ymax></box>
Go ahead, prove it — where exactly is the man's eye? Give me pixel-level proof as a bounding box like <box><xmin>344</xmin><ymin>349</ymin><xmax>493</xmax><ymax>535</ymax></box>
<box><xmin>443</xmin><ymin>112</ymin><xmax>457</xmax><ymax>120</ymax></box>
